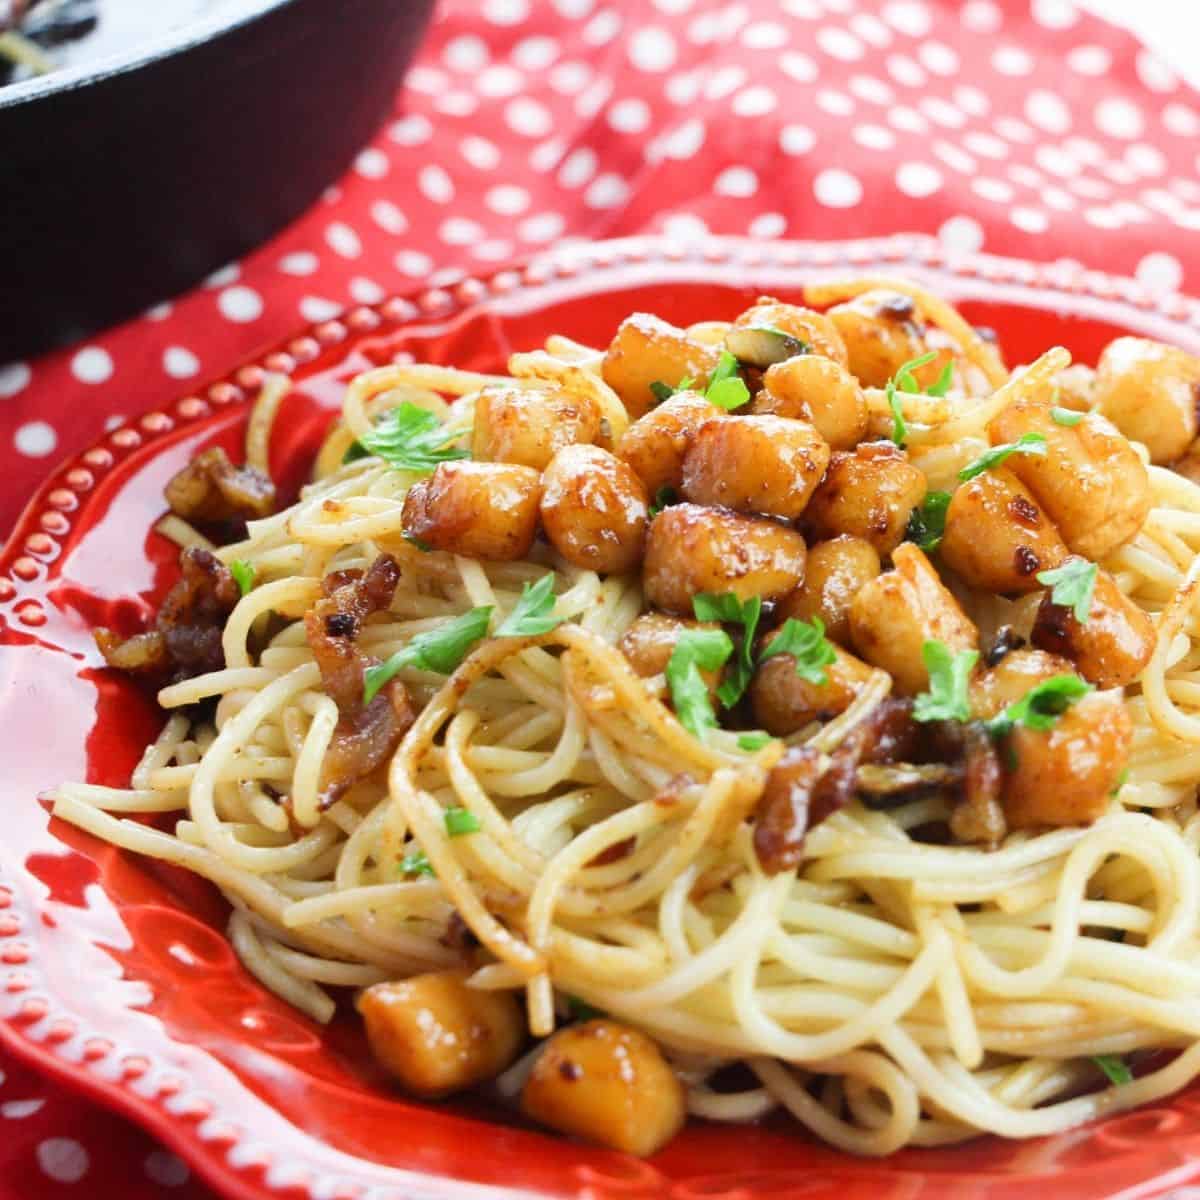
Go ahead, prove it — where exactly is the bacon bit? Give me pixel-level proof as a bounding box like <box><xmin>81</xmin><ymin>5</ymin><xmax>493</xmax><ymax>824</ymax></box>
<box><xmin>949</xmin><ymin>724</ymin><xmax>1007</xmax><ymax>846</ymax></box>
<box><xmin>303</xmin><ymin>554</ymin><xmax>415</xmax><ymax>806</ymax></box>
<box><xmin>164</xmin><ymin>447</ymin><xmax>276</xmax><ymax>524</ymax></box>
<box><xmin>984</xmin><ymin>625</ymin><xmax>1026</xmax><ymax>667</ymax></box>
<box><xmin>652</xmin><ymin>773</ymin><xmax>696</xmax><ymax>807</ymax></box>
<box><xmin>94</xmin><ymin>547</ymin><xmax>239</xmax><ymax>683</ymax></box>
<box><xmin>589</xmin><ymin>837</ymin><xmax>635</xmax><ymax>867</ymax></box>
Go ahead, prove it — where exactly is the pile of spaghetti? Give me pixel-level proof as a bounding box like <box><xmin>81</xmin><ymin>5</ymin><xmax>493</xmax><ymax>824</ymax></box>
<box><xmin>53</xmin><ymin>277</ymin><xmax>1200</xmax><ymax>1157</ymax></box>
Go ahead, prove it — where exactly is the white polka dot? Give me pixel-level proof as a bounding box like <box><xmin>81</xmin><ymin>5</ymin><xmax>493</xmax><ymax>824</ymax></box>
<box><xmin>585</xmin><ymin>173</ymin><xmax>630</xmax><ymax>208</ymax></box>
<box><xmin>853</xmin><ymin>123</ymin><xmax>895</xmax><ymax>150</ymax></box>
<box><xmin>418</xmin><ymin>165</ymin><xmax>455</xmax><ymax>204</ymax></box>
<box><xmin>954</xmin><ymin>85</ymin><xmax>989</xmax><ymax>117</ymax></box>
<box><xmin>1095</xmin><ymin>97</ymin><xmax>1143</xmax><ymax>140</ymax></box>
<box><xmin>1008</xmin><ymin>163</ymin><xmax>1044</xmax><ymax>188</ymax></box>
<box><xmin>349</xmin><ymin>277</ymin><xmax>385</xmax><ymax>304</ymax></box>
<box><xmin>1041</xmin><ymin>186</ymin><xmax>1075</xmax><ymax>211</ymax></box>
<box><xmin>629</xmin><ymin>26</ymin><xmax>676</xmax><ymax>71</ymax></box>
<box><xmin>813</xmin><ymin>168</ymin><xmax>862</xmax><ymax>208</ymax></box>
<box><xmin>921</xmin><ymin>97</ymin><xmax>966</xmax><ymax>128</ymax></box>
<box><xmin>1032</xmin><ymin>0</ymin><xmax>1077</xmax><ymax>27</ymax></box>
<box><xmin>558</xmin><ymin>147</ymin><xmax>597</xmax><ymax>187</ymax></box>
<box><xmin>780</xmin><ymin>0</ymin><xmax>820</xmax><ymax>16</ymax></box>
<box><xmin>36</xmin><ymin>1138</ymin><xmax>89</xmax><ymax>1183</ymax></box>
<box><xmin>817</xmin><ymin>89</ymin><xmax>855</xmax><ymax>116</ymax></box>
<box><xmin>0</xmin><ymin>361</ymin><xmax>31</xmax><ymax>398</ymax></box>
<box><xmin>1064</xmin><ymin>135</ymin><xmax>1104</xmax><ymax>164</ymax></box>
<box><xmin>434</xmin><ymin>91</ymin><xmax>479</xmax><ymax>117</ymax></box>
<box><xmin>218</xmin><ymin>286</ymin><xmax>263</xmax><ymax>323</ymax></box>
<box><xmin>849</xmin><ymin>12</ymin><xmax>892</xmax><ymax>46</ymax></box>
<box><xmin>1026</xmin><ymin>90</ymin><xmax>1072</xmax><ymax>135</ymax></box>
<box><xmin>704</xmin><ymin>65</ymin><xmax>746</xmax><ymax>100</ymax></box>
<box><xmin>849</xmin><ymin>75</ymin><xmax>894</xmax><ymax>105</ymax></box>
<box><xmin>748</xmin><ymin>212</ymin><xmax>786</xmax><ymax>238</ymax></box>
<box><xmin>513</xmin><ymin>35</ymin><xmax>560</xmax><ymax>70</ymax></box>
<box><xmin>961</xmin><ymin>1</ymin><xmax>1002</xmax><ymax>32</ymax></box>
<box><xmin>506</xmin><ymin>96</ymin><xmax>553</xmax><ymax>137</ymax></box>
<box><xmin>1070</xmin><ymin>176</ymin><xmax>1111</xmax><ymax>199</ymax></box>
<box><xmin>518</xmin><ymin>212</ymin><xmax>566</xmax><ymax>242</ymax></box>
<box><xmin>144</xmin><ymin>1151</ymin><xmax>190</xmax><ymax>1188</ymax></box>
<box><xmin>780</xmin><ymin>51</ymin><xmax>819</xmax><ymax>83</ymax></box>
<box><xmin>472</xmin><ymin>238</ymin><xmax>515</xmax><ymax>261</ymax></box>
<box><xmin>103</xmin><ymin>415</ymin><xmax>124</xmax><ymax>432</ymax></box>
<box><xmin>780</xmin><ymin>124</ymin><xmax>816</xmax><ymax>155</ymax></box>
<box><xmin>71</xmin><ymin>346</ymin><xmax>113</xmax><ymax>384</ymax></box>
<box><xmin>442</xmin><ymin>34</ymin><xmax>489</xmax><ymax>72</ymax></box>
<box><xmin>582</xmin><ymin>9</ymin><xmax>622</xmax><ymax>44</ymax></box>
<box><xmin>1136</xmin><ymin>50</ymin><xmax>1177</xmax><ymax>94</ymax></box>
<box><xmin>653</xmin><ymin>0</ymin><xmax>693</xmax><ymax>11</ymax></box>
<box><xmin>203</xmin><ymin>262</ymin><xmax>239</xmax><ymax>289</ymax></box>
<box><xmin>888</xmin><ymin>106</ymin><xmax>928</xmax><ymax>134</ymax></box>
<box><xmin>163</xmin><ymin>347</ymin><xmax>199</xmax><ymax>378</ymax></box>
<box><xmin>972</xmin><ymin>177</ymin><xmax>1015</xmax><ymax>203</ymax></box>
<box><xmin>896</xmin><ymin>162</ymin><xmax>943</xmax><ymax>197</ymax></box>
<box><xmin>395</xmin><ymin>250</ymin><xmax>433</xmax><ymax>277</ymax></box>
<box><xmin>1011</xmin><ymin>206</ymin><xmax>1049</xmax><ymax>233</ymax></box>
<box><xmin>370</xmin><ymin>201</ymin><xmax>408</xmax><ymax>236</ymax></box>
<box><xmin>407</xmin><ymin>66</ymin><xmax>448</xmax><ymax>96</ymax></box>
<box><xmin>938</xmin><ymin>214</ymin><xmax>984</xmax><ymax>252</ymax></box>
<box><xmin>460</xmin><ymin>136</ymin><xmax>501</xmax><ymax>170</ymax></box>
<box><xmin>817</xmin><ymin>27</ymin><xmax>864</xmax><ymax>61</ymax></box>
<box><xmin>886</xmin><ymin>54</ymin><xmax>925</xmax><ymax>87</ymax></box>
<box><xmin>1066</xmin><ymin>45</ymin><xmax>1110</xmax><ymax>76</ymax></box>
<box><xmin>1</xmin><ymin>1099</ymin><xmax>45</xmax><ymax>1118</ymax></box>
<box><xmin>529</xmin><ymin>138</ymin><xmax>566</xmax><ymax>172</ymax></box>
<box><xmin>919</xmin><ymin>41</ymin><xmax>959</xmax><ymax>75</ymax></box>
<box><xmin>992</xmin><ymin>46</ymin><xmax>1034</xmax><ymax>76</ymax></box>
<box><xmin>662</xmin><ymin>213</ymin><xmax>709</xmax><ymax>242</ymax></box>
<box><xmin>994</xmin><ymin>116</ymin><xmax>1035</xmax><ymax>143</ymax></box>
<box><xmin>144</xmin><ymin>302</ymin><xmax>172</xmax><ymax>321</ymax></box>
<box><xmin>322</xmin><ymin>186</ymin><xmax>341</xmax><ymax>205</ymax></box>
<box><xmin>1034</xmin><ymin>145</ymin><xmax>1075</xmax><ymax>178</ymax></box>
<box><xmin>1100</xmin><ymin>160</ymin><xmax>1137</xmax><ymax>185</ymax></box>
<box><xmin>933</xmin><ymin>141</ymin><xmax>975</xmax><ymax>173</ymax></box>
<box><xmin>553</xmin><ymin>0</ymin><xmax>593</xmax><ymax>15</ymax></box>
<box><xmin>389</xmin><ymin>114</ymin><xmax>432</xmax><ymax>145</ymax></box>
<box><xmin>608</xmin><ymin>97</ymin><xmax>651</xmax><ymax>132</ymax></box>
<box><xmin>665</xmin><ymin>70</ymin><xmax>702</xmax><ymax>104</ymax></box>
<box><xmin>881</xmin><ymin>1</ymin><xmax>931</xmax><ymax>36</ymax></box>
<box><xmin>575</xmin><ymin>77</ymin><xmax>612</xmax><ymax>117</ymax></box>
<box><xmin>714</xmin><ymin>165</ymin><xmax>759</xmax><ymax>198</ymax></box>
<box><xmin>325</xmin><ymin>222</ymin><xmax>362</xmax><ymax>260</ymax></box>
<box><xmin>439</xmin><ymin>217</ymin><xmax>485</xmax><ymax>246</ymax></box>
<box><xmin>1084</xmin><ymin>206</ymin><xmax>1122</xmax><ymax>230</ymax></box>
<box><xmin>353</xmin><ymin>148</ymin><xmax>389</xmax><ymax>180</ymax></box>
<box><xmin>741</xmin><ymin>20</ymin><xmax>789</xmax><ymax>48</ymax></box>
<box><xmin>483</xmin><ymin>0</ymin><xmax>530</xmax><ymax>24</ymax></box>
<box><xmin>486</xmin><ymin>184</ymin><xmax>531</xmax><ymax>215</ymax></box>
<box><xmin>964</xmin><ymin>132</ymin><xmax>1007</xmax><ymax>160</ymax></box>
<box><xmin>477</xmin><ymin>64</ymin><xmax>525</xmax><ymax>97</ymax></box>
<box><xmin>732</xmin><ymin>85</ymin><xmax>777</xmax><ymax>117</ymax></box>
<box><xmin>1125</xmin><ymin>143</ymin><xmax>1166</xmax><ymax>176</ymax></box>
<box><xmin>1164</xmin><ymin>103</ymin><xmax>1200</xmax><ymax>138</ymax></box>
<box><xmin>646</xmin><ymin>117</ymin><xmax>706</xmax><ymax>161</ymax></box>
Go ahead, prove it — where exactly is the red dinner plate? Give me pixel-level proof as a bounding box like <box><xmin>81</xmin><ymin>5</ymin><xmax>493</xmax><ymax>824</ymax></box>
<box><xmin>4</xmin><ymin>236</ymin><xmax>1200</xmax><ymax>1200</ymax></box>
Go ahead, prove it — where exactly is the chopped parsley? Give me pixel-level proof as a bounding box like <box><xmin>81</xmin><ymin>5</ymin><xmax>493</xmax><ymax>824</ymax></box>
<box><xmin>403</xmin><ymin>530</ymin><xmax>433</xmax><ymax>553</ymax></box>
<box><xmin>760</xmin><ymin>616</ymin><xmax>838</xmax><ymax>686</ymax></box>
<box><xmin>495</xmin><ymin>573</ymin><xmax>562</xmax><ymax>638</ymax></box>
<box><xmin>984</xmin><ymin>674</ymin><xmax>1094</xmax><ymax>738</ymax></box>
<box><xmin>693</xmin><ymin>593</ymin><xmax>762</xmax><ymax>707</ymax></box>
<box><xmin>398</xmin><ymin>849</ymin><xmax>435</xmax><ymax>877</ymax></box>
<box><xmin>737</xmin><ymin>731</ymin><xmax>774</xmax><ymax>751</ymax></box>
<box><xmin>1051</xmin><ymin>406</ymin><xmax>1084</xmax><ymax>427</ymax></box>
<box><xmin>1037</xmin><ymin>558</ymin><xmax>1098</xmax><ymax>624</ymax></box>
<box><xmin>887</xmin><ymin>381</ymin><xmax>908</xmax><ymax>447</ymax></box>
<box><xmin>362</xmin><ymin>606</ymin><xmax>493</xmax><ymax>704</ymax></box>
<box><xmin>347</xmin><ymin>401</ymin><xmax>469</xmax><ymax>474</ymax></box>
<box><xmin>229</xmin><ymin>559</ymin><xmax>255</xmax><ymax>596</ymax></box>
<box><xmin>649</xmin><ymin>376</ymin><xmax>694</xmax><ymax>404</ymax></box>
<box><xmin>444</xmin><ymin>807</ymin><xmax>481</xmax><ymax>837</ymax></box>
<box><xmin>1111</xmin><ymin>766</ymin><xmax>1130</xmax><ymax>797</ymax></box>
<box><xmin>567</xmin><ymin>995</ymin><xmax>605</xmax><ymax>1021</ymax></box>
<box><xmin>649</xmin><ymin>485</ymin><xmax>678</xmax><ymax>519</ymax></box>
<box><xmin>665</xmin><ymin>627</ymin><xmax>734</xmax><ymax>739</ymax></box>
<box><xmin>704</xmin><ymin>351</ymin><xmax>751</xmax><ymax>411</ymax></box>
<box><xmin>1092</xmin><ymin>1054</ymin><xmax>1133</xmax><ymax>1086</ymax></box>
<box><xmin>884</xmin><ymin>351</ymin><xmax>954</xmax><ymax>448</ymax></box>
<box><xmin>906</xmin><ymin>491</ymin><xmax>952</xmax><ymax>553</ymax></box>
<box><xmin>913</xmin><ymin>641</ymin><xmax>979</xmax><ymax>724</ymax></box>
<box><xmin>958</xmin><ymin>432</ymin><xmax>1048</xmax><ymax>482</ymax></box>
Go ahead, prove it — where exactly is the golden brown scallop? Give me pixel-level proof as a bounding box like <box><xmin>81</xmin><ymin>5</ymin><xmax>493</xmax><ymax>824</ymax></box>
<box><xmin>616</xmin><ymin>393</ymin><xmax>718</xmax><ymax>496</ymax></box>
<box><xmin>601</xmin><ymin>313</ymin><xmax>722</xmax><ymax>420</ymax></box>
<box><xmin>755</xmin><ymin>354</ymin><xmax>869</xmax><ymax>450</ymax></box>
<box><xmin>472</xmin><ymin>383</ymin><xmax>601</xmax><ymax>470</ymax></box>
<box><xmin>776</xmin><ymin>535</ymin><xmax>881</xmax><ymax>645</ymax></box>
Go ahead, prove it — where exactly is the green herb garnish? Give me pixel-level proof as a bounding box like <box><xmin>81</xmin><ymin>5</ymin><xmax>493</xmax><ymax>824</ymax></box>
<box><xmin>398</xmin><ymin>849</ymin><xmax>435</xmax><ymax>877</ymax></box>
<box><xmin>704</xmin><ymin>351</ymin><xmax>751</xmax><ymax>411</ymax></box>
<box><xmin>363</xmin><ymin>606</ymin><xmax>493</xmax><ymax>704</ymax></box>
<box><xmin>495</xmin><ymin>573</ymin><xmax>562</xmax><ymax>638</ymax></box>
<box><xmin>567</xmin><ymin>995</ymin><xmax>605</xmax><ymax>1021</ymax></box>
<box><xmin>1051</xmin><ymin>406</ymin><xmax>1084</xmax><ymax>427</ymax></box>
<box><xmin>906</xmin><ymin>491</ymin><xmax>952</xmax><ymax>553</ymax></box>
<box><xmin>444</xmin><ymin>807</ymin><xmax>481</xmax><ymax>837</ymax></box>
<box><xmin>230</xmin><ymin>559</ymin><xmax>255</xmax><ymax>596</ymax></box>
<box><xmin>1037</xmin><ymin>558</ymin><xmax>1098</xmax><ymax>624</ymax></box>
<box><xmin>958</xmin><ymin>433</ymin><xmax>1047</xmax><ymax>482</ymax></box>
<box><xmin>665</xmin><ymin>627</ymin><xmax>734</xmax><ymax>739</ymax></box>
<box><xmin>760</xmin><ymin>616</ymin><xmax>838</xmax><ymax>686</ymax></box>
<box><xmin>403</xmin><ymin>530</ymin><xmax>433</xmax><ymax>553</ymax></box>
<box><xmin>1111</xmin><ymin>766</ymin><xmax>1130</xmax><ymax>797</ymax></box>
<box><xmin>737</xmin><ymin>731</ymin><xmax>774</xmax><ymax>751</ymax></box>
<box><xmin>913</xmin><ymin>641</ymin><xmax>979</xmax><ymax>723</ymax></box>
<box><xmin>884</xmin><ymin>350</ymin><xmax>953</xmax><ymax>447</ymax></box>
<box><xmin>649</xmin><ymin>377</ymin><xmax>694</xmax><ymax>404</ymax></box>
<box><xmin>649</xmin><ymin>485</ymin><xmax>678</xmax><ymax>519</ymax></box>
<box><xmin>1092</xmin><ymin>1054</ymin><xmax>1133</xmax><ymax>1085</ymax></box>
<box><xmin>985</xmin><ymin>674</ymin><xmax>1094</xmax><ymax>738</ymax></box>
<box><xmin>693</xmin><ymin>593</ymin><xmax>763</xmax><ymax>707</ymax></box>
<box><xmin>350</xmin><ymin>401</ymin><xmax>469</xmax><ymax>474</ymax></box>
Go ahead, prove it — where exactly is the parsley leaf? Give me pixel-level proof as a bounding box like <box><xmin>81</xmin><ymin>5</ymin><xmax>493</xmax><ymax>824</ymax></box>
<box><xmin>705</xmin><ymin>350</ymin><xmax>751</xmax><ymax>411</ymax></box>
<box><xmin>229</xmin><ymin>559</ymin><xmax>255</xmax><ymax>596</ymax></box>
<box><xmin>567</xmin><ymin>995</ymin><xmax>605</xmax><ymax>1021</ymax></box>
<box><xmin>398</xmin><ymin>849</ymin><xmax>435</xmax><ymax>877</ymax></box>
<box><xmin>351</xmin><ymin>402</ymin><xmax>469</xmax><ymax>474</ymax></box>
<box><xmin>737</xmin><ymin>731</ymin><xmax>774</xmax><ymax>751</ymax></box>
<box><xmin>886</xmin><ymin>379</ymin><xmax>908</xmax><ymax>447</ymax></box>
<box><xmin>496</xmin><ymin>574</ymin><xmax>562</xmax><ymax>638</ymax></box>
<box><xmin>363</xmin><ymin>606</ymin><xmax>493</xmax><ymax>704</ymax></box>
<box><xmin>892</xmin><ymin>350</ymin><xmax>940</xmax><ymax>395</ymax></box>
<box><xmin>403</xmin><ymin>530</ymin><xmax>433</xmax><ymax>553</ymax></box>
<box><xmin>665</xmin><ymin>627</ymin><xmax>734</xmax><ymax>739</ymax></box>
<box><xmin>693</xmin><ymin>593</ymin><xmax>762</xmax><ymax>708</ymax></box>
<box><xmin>444</xmin><ymin>807</ymin><xmax>481</xmax><ymax>837</ymax></box>
<box><xmin>649</xmin><ymin>485</ymin><xmax>678</xmax><ymax>519</ymax></box>
<box><xmin>1111</xmin><ymin>766</ymin><xmax>1130</xmax><ymax>797</ymax></box>
<box><xmin>1051</xmin><ymin>406</ymin><xmax>1084</xmax><ymax>427</ymax></box>
<box><xmin>958</xmin><ymin>432</ymin><xmax>1048</xmax><ymax>482</ymax></box>
<box><xmin>906</xmin><ymin>491</ymin><xmax>951</xmax><ymax>553</ymax></box>
<box><xmin>885</xmin><ymin>352</ymin><xmax>955</xmax><ymax>446</ymax></box>
<box><xmin>1092</xmin><ymin>1054</ymin><xmax>1133</xmax><ymax>1086</ymax></box>
<box><xmin>760</xmin><ymin>616</ymin><xmax>837</xmax><ymax>686</ymax></box>
<box><xmin>913</xmin><ymin>641</ymin><xmax>979</xmax><ymax>723</ymax></box>
<box><xmin>926</xmin><ymin>361</ymin><xmax>954</xmax><ymax>397</ymax></box>
<box><xmin>984</xmin><ymin>674</ymin><xmax>1093</xmax><ymax>738</ymax></box>
<box><xmin>1037</xmin><ymin>558</ymin><xmax>1098</xmax><ymax>623</ymax></box>
<box><xmin>650</xmin><ymin>376</ymin><xmax>694</xmax><ymax>404</ymax></box>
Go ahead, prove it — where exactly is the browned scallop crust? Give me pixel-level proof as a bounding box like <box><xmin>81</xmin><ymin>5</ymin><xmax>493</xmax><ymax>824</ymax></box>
<box><xmin>826</xmin><ymin>289</ymin><xmax>952</xmax><ymax>389</ymax></box>
<box><xmin>733</xmin><ymin>298</ymin><xmax>849</xmax><ymax>367</ymax></box>
<box><xmin>616</xmin><ymin>393</ymin><xmax>718</xmax><ymax>496</ymax></box>
<box><xmin>755</xmin><ymin>355</ymin><xmax>868</xmax><ymax>450</ymax></box>
<box><xmin>602</xmin><ymin>313</ymin><xmax>722</xmax><ymax>419</ymax></box>
<box><xmin>472</xmin><ymin>383</ymin><xmax>601</xmax><ymax>470</ymax></box>
<box><xmin>750</xmin><ymin>645</ymin><xmax>874</xmax><ymax>736</ymax></box>
<box><xmin>777</xmin><ymin>535</ymin><xmax>881</xmax><ymax>645</ymax></box>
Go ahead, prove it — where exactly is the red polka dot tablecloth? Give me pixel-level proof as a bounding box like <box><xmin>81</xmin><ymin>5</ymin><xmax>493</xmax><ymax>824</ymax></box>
<box><xmin>3</xmin><ymin>0</ymin><xmax>1200</xmax><ymax>1194</ymax></box>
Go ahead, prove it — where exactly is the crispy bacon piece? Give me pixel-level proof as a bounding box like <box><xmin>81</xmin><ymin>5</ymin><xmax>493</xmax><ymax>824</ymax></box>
<box><xmin>94</xmin><ymin>547</ymin><xmax>239</xmax><ymax>683</ymax></box>
<box><xmin>303</xmin><ymin>554</ymin><xmax>415</xmax><ymax>805</ymax></box>
<box><xmin>164</xmin><ymin>446</ymin><xmax>276</xmax><ymax>524</ymax></box>
<box><xmin>948</xmin><ymin>724</ymin><xmax>1007</xmax><ymax>846</ymax></box>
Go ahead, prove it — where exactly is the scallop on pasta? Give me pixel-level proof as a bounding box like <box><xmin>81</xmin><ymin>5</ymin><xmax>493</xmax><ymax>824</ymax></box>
<box><xmin>52</xmin><ymin>280</ymin><xmax>1200</xmax><ymax>1159</ymax></box>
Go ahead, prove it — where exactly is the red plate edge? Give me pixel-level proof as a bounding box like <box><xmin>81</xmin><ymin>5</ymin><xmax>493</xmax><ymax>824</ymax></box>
<box><xmin>5</xmin><ymin>234</ymin><xmax>1200</xmax><ymax>1200</ymax></box>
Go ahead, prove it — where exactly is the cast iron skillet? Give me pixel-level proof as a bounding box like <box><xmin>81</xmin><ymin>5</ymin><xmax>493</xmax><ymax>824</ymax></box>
<box><xmin>0</xmin><ymin>0</ymin><xmax>435</xmax><ymax>359</ymax></box>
